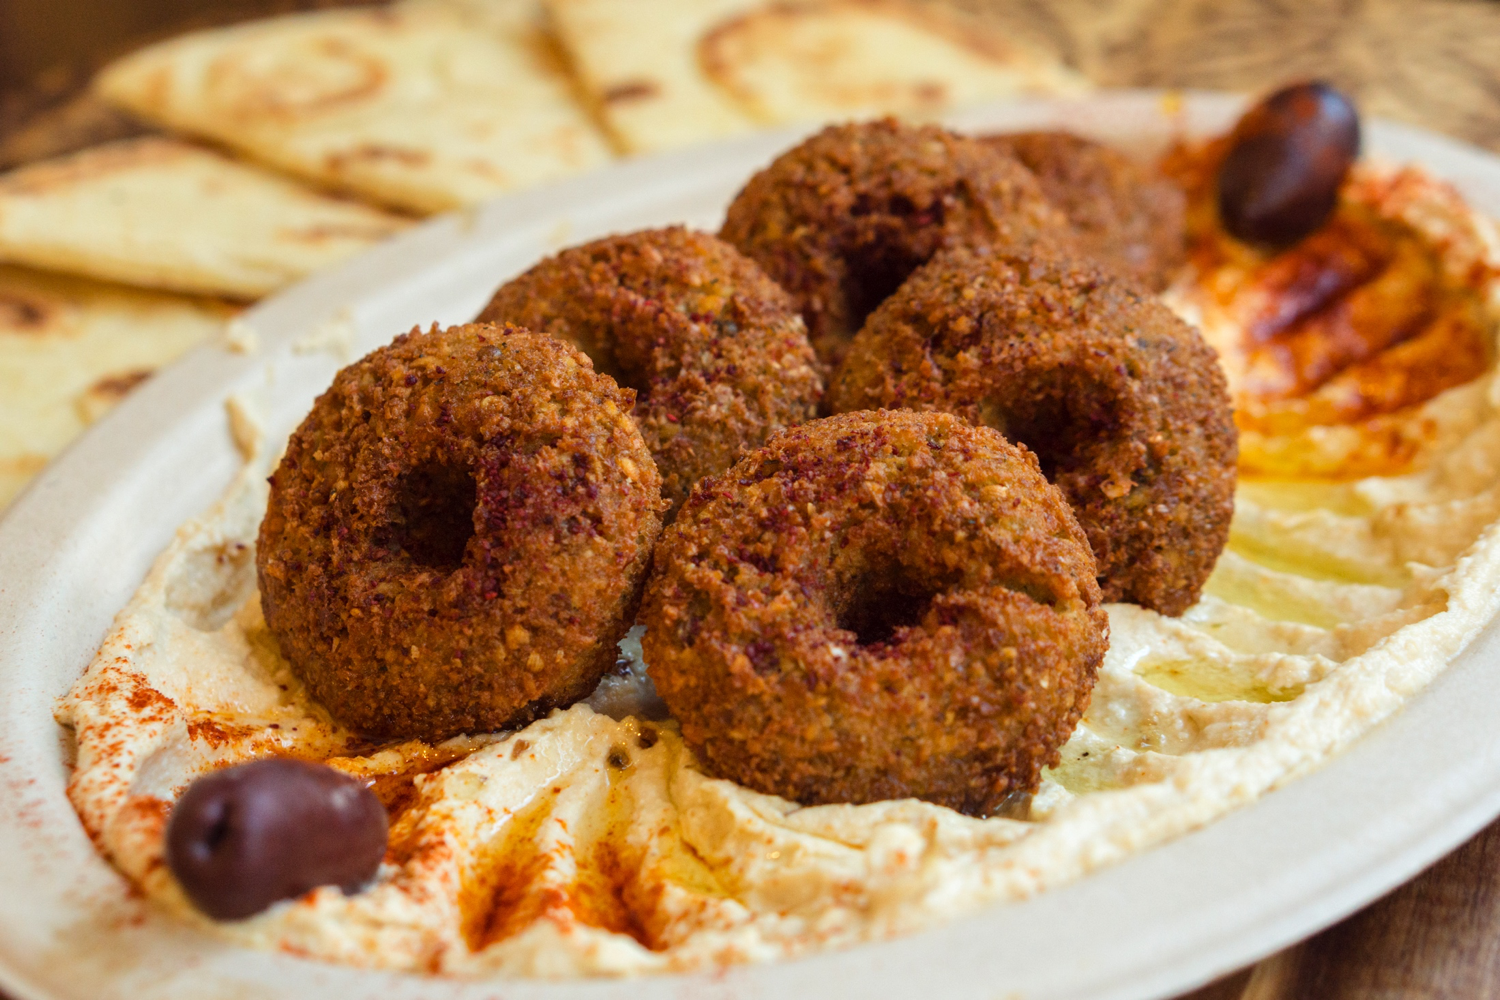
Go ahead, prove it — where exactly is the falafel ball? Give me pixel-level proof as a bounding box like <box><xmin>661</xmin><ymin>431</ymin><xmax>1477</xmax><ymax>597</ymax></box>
<box><xmin>719</xmin><ymin>118</ymin><xmax>1068</xmax><ymax>370</ymax></box>
<box><xmin>829</xmin><ymin>246</ymin><xmax>1236</xmax><ymax>616</ymax></box>
<box><xmin>478</xmin><ymin>227</ymin><xmax>822</xmax><ymax>516</ymax></box>
<box><xmin>257</xmin><ymin>323</ymin><xmax>664</xmax><ymax>742</ymax></box>
<box><xmin>642</xmin><ymin>409</ymin><xmax>1107</xmax><ymax>816</ymax></box>
<box><xmin>983</xmin><ymin>130</ymin><xmax>1187</xmax><ymax>291</ymax></box>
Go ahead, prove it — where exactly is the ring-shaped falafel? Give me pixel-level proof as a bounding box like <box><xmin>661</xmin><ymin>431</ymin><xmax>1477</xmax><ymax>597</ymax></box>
<box><xmin>983</xmin><ymin>130</ymin><xmax>1187</xmax><ymax>291</ymax></box>
<box><xmin>641</xmin><ymin>409</ymin><xmax>1107</xmax><ymax>816</ymax></box>
<box><xmin>829</xmin><ymin>246</ymin><xmax>1236</xmax><ymax>616</ymax></box>
<box><xmin>257</xmin><ymin>323</ymin><xmax>664</xmax><ymax>742</ymax></box>
<box><xmin>478</xmin><ymin>227</ymin><xmax>822</xmax><ymax>516</ymax></box>
<box><xmin>719</xmin><ymin>118</ymin><xmax>1068</xmax><ymax>370</ymax></box>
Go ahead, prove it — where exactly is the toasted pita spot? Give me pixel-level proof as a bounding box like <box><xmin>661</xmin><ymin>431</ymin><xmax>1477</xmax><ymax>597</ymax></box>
<box><xmin>206</xmin><ymin>36</ymin><xmax>389</xmax><ymax>120</ymax></box>
<box><xmin>464</xmin><ymin>159</ymin><xmax>509</xmax><ymax>182</ymax></box>
<box><xmin>604</xmin><ymin>81</ymin><xmax>660</xmax><ymax>103</ymax></box>
<box><xmin>327</xmin><ymin>144</ymin><xmax>432</xmax><ymax>169</ymax></box>
<box><xmin>0</xmin><ymin>454</ymin><xmax>48</xmax><ymax>476</ymax></box>
<box><xmin>77</xmin><ymin>369</ymin><xmax>153</xmax><ymax>424</ymax></box>
<box><xmin>914</xmin><ymin>81</ymin><xmax>946</xmax><ymax>103</ymax></box>
<box><xmin>279</xmin><ymin>222</ymin><xmax>407</xmax><ymax>245</ymax></box>
<box><xmin>0</xmin><ymin>291</ymin><xmax>59</xmax><ymax>335</ymax></box>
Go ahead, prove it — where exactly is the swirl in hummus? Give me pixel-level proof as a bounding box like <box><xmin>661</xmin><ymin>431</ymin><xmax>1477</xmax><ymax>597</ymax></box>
<box><xmin>55</xmin><ymin>154</ymin><xmax>1500</xmax><ymax>977</ymax></box>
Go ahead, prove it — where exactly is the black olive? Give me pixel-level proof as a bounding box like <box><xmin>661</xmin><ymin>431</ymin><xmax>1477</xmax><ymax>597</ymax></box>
<box><xmin>1217</xmin><ymin>80</ymin><xmax>1361</xmax><ymax>248</ymax></box>
<box><xmin>165</xmin><ymin>757</ymin><xmax>388</xmax><ymax>921</ymax></box>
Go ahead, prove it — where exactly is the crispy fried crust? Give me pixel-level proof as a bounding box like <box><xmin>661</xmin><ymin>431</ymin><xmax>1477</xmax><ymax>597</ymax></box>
<box><xmin>719</xmin><ymin>118</ymin><xmax>1067</xmax><ymax>370</ymax></box>
<box><xmin>478</xmin><ymin>227</ymin><xmax>822</xmax><ymax>516</ymax></box>
<box><xmin>257</xmin><ymin>323</ymin><xmax>664</xmax><ymax>741</ymax></box>
<box><xmin>642</xmin><ymin>409</ymin><xmax>1107</xmax><ymax>815</ymax></box>
<box><xmin>983</xmin><ymin>130</ymin><xmax>1187</xmax><ymax>291</ymax></box>
<box><xmin>829</xmin><ymin>246</ymin><xmax>1236</xmax><ymax>615</ymax></box>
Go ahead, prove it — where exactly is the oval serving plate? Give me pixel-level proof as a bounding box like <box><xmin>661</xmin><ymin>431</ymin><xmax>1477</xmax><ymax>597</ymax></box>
<box><xmin>5</xmin><ymin>91</ymin><xmax>1500</xmax><ymax>1000</ymax></box>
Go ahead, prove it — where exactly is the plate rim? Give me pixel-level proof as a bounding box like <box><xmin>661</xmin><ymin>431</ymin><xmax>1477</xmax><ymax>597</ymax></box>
<box><xmin>3</xmin><ymin>89</ymin><xmax>1500</xmax><ymax>1000</ymax></box>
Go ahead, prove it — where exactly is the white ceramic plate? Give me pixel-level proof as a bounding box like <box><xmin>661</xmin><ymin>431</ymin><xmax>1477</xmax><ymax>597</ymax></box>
<box><xmin>5</xmin><ymin>91</ymin><xmax>1500</xmax><ymax>1000</ymax></box>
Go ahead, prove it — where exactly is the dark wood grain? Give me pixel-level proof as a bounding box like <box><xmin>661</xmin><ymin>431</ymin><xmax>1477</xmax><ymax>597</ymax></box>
<box><xmin>1175</xmin><ymin>969</ymin><xmax>1255</xmax><ymax>1000</ymax></box>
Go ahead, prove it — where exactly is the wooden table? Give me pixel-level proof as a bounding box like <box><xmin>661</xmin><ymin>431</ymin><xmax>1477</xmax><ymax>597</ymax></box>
<box><xmin>3</xmin><ymin>0</ymin><xmax>1500</xmax><ymax>996</ymax></box>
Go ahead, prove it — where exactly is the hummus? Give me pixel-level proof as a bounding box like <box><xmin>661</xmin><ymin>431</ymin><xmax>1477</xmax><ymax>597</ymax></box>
<box><xmin>55</xmin><ymin>161</ymin><xmax>1500</xmax><ymax>978</ymax></box>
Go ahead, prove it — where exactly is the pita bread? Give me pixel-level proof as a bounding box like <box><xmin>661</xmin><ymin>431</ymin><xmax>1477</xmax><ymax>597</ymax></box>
<box><xmin>93</xmin><ymin>0</ymin><xmax>615</xmax><ymax>214</ymax></box>
<box><xmin>0</xmin><ymin>265</ymin><xmax>230</xmax><ymax>509</ymax></box>
<box><xmin>0</xmin><ymin>137</ymin><xmax>411</xmax><ymax>299</ymax></box>
<box><xmin>546</xmin><ymin>0</ymin><xmax>1088</xmax><ymax>155</ymax></box>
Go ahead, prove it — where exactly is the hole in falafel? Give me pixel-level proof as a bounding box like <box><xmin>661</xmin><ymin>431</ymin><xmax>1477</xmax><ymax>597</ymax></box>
<box><xmin>978</xmin><ymin>373</ymin><xmax>1124</xmax><ymax>484</ymax></box>
<box><xmin>548</xmin><ymin>332</ymin><xmax>655</xmax><ymax>409</ymax></box>
<box><xmin>842</xmin><ymin>192</ymin><xmax>952</xmax><ymax>328</ymax></box>
<box><xmin>845</xmin><ymin>243</ymin><xmax>935</xmax><ymax>330</ymax></box>
<box><xmin>395</xmin><ymin>461</ymin><xmax>477</xmax><ymax>570</ymax></box>
<box><xmin>836</xmin><ymin>577</ymin><xmax>938</xmax><ymax>647</ymax></box>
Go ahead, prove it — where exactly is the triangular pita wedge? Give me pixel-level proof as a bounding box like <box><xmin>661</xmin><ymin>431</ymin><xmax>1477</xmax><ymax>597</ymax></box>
<box><xmin>0</xmin><ymin>138</ymin><xmax>411</xmax><ymax>299</ymax></box>
<box><xmin>547</xmin><ymin>0</ymin><xmax>1089</xmax><ymax>155</ymax></box>
<box><xmin>0</xmin><ymin>265</ymin><xmax>231</xmax><ymax>508</ymax></box>
<box><xmin>94</xmin><ymin>0</ymin><xmax>615</xmax><ymax>214</ymax></box>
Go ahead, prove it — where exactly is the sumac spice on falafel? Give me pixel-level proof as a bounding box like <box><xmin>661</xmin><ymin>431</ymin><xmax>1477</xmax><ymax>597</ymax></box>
<box><xmin>642</xmin><ymin>409</ymin><xmax>1107</xmax><ymax>816</ymax></box>
<box><xmin>478</xmin><ymin>227</ymin><xmax>822</xmax><ymax>516</ymax></box>
<box><xmin>719</xmin><ymin>118</ymin><xmax>1068</xmax><ymax>369</ymax></box>
<box><xmin>830</xmin><ymin>245</ymin><xmax>1236</xmax><ymax>616</ymax></box>
<box><xmin>257</xmin><ymin>323</ymin><xmax>664</xmax><ymax>742</ymax></box>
